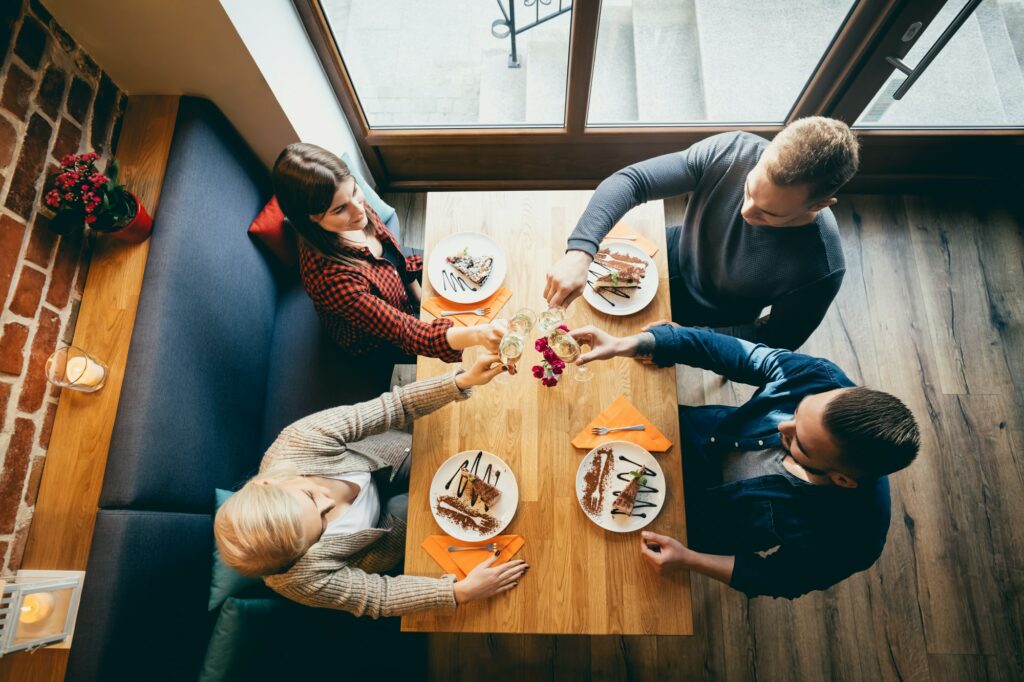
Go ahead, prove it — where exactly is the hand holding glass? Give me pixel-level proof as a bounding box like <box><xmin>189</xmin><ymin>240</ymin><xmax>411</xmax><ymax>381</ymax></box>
<box><xmin>550</xmin><ymin>329</ymin><xmax>592</xmax><ymax>382</ymax></box>
<box><xmin>496</xmin><ymin>331</ymin><xmax>526</xmax><ymax>383</ymax></box>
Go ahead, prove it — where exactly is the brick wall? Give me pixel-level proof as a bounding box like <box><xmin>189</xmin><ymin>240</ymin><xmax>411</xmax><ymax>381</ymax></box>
<box><xmin>0</xmin><ymin>0</ymin><xmax>126</xmax><ymax>574</ymax></box>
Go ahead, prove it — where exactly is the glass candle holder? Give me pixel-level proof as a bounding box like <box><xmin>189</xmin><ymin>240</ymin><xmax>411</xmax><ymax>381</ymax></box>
<box><xmin>45</xmin><ymin>346</ymin><xmax>108</xmax><ymax>393</ymax></box>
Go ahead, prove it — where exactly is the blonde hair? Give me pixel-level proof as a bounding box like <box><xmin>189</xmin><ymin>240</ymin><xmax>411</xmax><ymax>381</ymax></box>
<box><xmin>765</xmin><ymin>116</ymin><xmax>860</xmax><ymax>202</ymax></box>
<box><xmin>214</xmin><ymin>464</ymin><xmax>308</xmax><ymax>577</ymax></box>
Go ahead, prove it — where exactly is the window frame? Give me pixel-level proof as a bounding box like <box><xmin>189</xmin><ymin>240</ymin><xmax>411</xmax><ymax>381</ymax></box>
<box><xmin>295</xmin><ymin>0</ymin><xmax>1024</xmax><ymax>192</ymax></box>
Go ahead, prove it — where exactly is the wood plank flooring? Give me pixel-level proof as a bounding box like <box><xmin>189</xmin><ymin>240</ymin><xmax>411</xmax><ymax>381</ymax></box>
<box><xmin>382</xmin><ymin>192</ymin><xmax>1024</xmax><ymax>681</ymax></box>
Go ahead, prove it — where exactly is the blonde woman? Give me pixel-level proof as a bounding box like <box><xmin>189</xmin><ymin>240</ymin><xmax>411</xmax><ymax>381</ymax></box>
<box><xmin>215</xmin><ymin>354</ymin><xmax>528</xmax><ymax>618</ymax></box>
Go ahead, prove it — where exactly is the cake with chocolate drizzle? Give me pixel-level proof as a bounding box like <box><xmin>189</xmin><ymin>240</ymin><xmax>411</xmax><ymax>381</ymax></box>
<box><xmin>460</xmin><ymin>466</ymin><xmax>501</xmax><ymax>507</ymax></box>
<box><xmin>612</xmin><ymin>470</ymin><xmax>645</xmax><ymax>515</ymax></box>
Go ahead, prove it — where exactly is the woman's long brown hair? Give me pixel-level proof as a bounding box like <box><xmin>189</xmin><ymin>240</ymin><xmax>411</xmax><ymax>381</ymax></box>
<box><xmin>272</xmin><ymin>143</ymin><xmax>372</xmax><ymax>268</ymax></box>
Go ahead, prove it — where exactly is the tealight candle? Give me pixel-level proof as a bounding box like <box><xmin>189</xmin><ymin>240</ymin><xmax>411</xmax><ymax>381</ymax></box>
<box><xmin>19</xmin><ymin>592</ymin><xmax>55</xmax><ymax>624</ymax></box>
<box><xmin>65</xmin><ymin>355</ymin><xmax>105</xmax><ymax>388</ymax></box>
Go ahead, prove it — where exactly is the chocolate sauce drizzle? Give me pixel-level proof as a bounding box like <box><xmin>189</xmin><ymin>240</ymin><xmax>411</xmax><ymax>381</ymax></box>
<box><xmin>588</xmin><ymin>264</ymin><xmax>639</xmax><ymax>303</ymax></box>
<box><xmin>444</xmin><ymin>451</ymin><xmax>500</xmax><ymax>512</ymax></box>
<box><xmin>611</xmin><ymin>456</ymin><xmax>660</xmax><ymax>518</ymax></box>
<box><xmin>441</xmin><ymin>269</ymin><xmax>476</xmax><ymax>293</ymax></box>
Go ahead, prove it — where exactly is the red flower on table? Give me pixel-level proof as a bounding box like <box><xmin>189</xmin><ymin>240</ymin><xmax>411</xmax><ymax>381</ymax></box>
<box><xmin>532</xmin><ymin>324</ymin><xmax>571</xmax><ymax>388</ymax></box>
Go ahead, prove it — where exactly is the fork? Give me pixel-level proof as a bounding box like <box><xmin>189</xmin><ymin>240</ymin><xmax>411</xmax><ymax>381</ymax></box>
<box><xmin>591</xmin><ymin>424</ymin><xmax>646</xmax><ymax>436</ymax></box>
<box><xmin>439</xmin><ymin>307</ymin><xmax>490</xmax><ymax>317</ymax></box>
<box><xmin>447</xmin><ymin>543</ymin><xmax>498</xmax><ymax>553</ymax></box>
<box><xmin>604</xmin><ymin>235</ymin><xmax>637</xmax><ymax>241</ymax></box>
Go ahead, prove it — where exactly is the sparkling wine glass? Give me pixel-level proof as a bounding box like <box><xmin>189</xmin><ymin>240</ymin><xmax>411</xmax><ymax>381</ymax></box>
<box><xmin>536</xmin><ymin>306</ymin><xmax>565</xmax><ymax>336</ymax></box>
<box><xmin>549</xmin><ymin>328</ymin><xmax>592</xmax><ymax>383</ymax></box>
<box><xmin>496</xmin><ymin>330</ymin><xmax>526</xmax><ymax>384</ymax></box>
<box><xmin>509</xmin><ymin>308</ymin><xmax>537</xmax><ymax>334</ymax></box>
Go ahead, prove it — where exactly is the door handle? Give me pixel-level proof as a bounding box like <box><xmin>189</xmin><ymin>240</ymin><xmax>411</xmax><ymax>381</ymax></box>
<box><xmin>884</xmin><ymin>0</ymin><xmax>983</xmax><ymax>100</ymax></box>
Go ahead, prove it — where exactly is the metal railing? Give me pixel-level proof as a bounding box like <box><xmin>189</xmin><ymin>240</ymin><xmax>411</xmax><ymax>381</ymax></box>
<box><xmin>492</xmin><ymin>0</ymin><xmax>573</xmax><ymax>67</ymax></box>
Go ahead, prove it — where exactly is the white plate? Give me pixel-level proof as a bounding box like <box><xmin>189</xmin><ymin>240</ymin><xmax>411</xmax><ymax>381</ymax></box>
<box><xmin>582</xmin><ymin>241</ymin><xmax>659</xmax><ymax>317</ymax></box>
<box><xmin>428</xmin><ymin>232</ymin><xmax>507</xmax><ymax>304</ymax></box>
<box><xmin>575</xmin><ymin>441</ymin><xmax>665</xmax><ymax>533</ymax></box>
<box><xmin>430</xmin><ymin>450</ymin><xmax>519</xmax><ymax>542</ymax></box>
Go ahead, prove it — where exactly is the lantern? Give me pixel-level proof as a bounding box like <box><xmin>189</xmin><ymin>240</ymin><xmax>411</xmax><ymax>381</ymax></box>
<box><xmin>0</xmin><ymin>571</ymin><xmax>85</xmax><ymax>656</ymax></box>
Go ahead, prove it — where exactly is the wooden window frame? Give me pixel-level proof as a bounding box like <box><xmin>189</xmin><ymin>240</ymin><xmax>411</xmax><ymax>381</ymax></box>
<box><xmin>295</xmin><ymin>0</ymin><xmax>1023</xmax><ymax>193</ymax></box>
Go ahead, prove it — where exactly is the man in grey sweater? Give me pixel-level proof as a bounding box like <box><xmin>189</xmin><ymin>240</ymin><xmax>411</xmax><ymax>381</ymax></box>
<box><xmin>544</xmin><ymin>117</ymin><xmax>859</xmax><ymax>350</ymax></box>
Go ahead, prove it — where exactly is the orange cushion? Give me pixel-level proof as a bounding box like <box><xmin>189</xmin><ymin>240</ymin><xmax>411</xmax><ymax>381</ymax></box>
<box><xmin>247</xmin><ymin>196</ymin><xmax>297</xmax><ymax>266</ymax></box>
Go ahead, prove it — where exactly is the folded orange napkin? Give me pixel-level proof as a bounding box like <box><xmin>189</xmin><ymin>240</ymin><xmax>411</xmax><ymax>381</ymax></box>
<box><xmin>421</xmin><ymin>534</ymin><xmax>525</xmax><ymax>580</ymax></box>
<box><xmin>571</xmin><ymin>394</ymin><xmax>672</xmax><ymax>452</ymax></box>
<box><xmin>602</xmin><ymin>222</ymin><xmax>659</xmax><ymax>257</ymax></box>
<box><xmin>422</xmin><ymin>287</ymin><xmax>513</xmax><ymax>327</ymax></box>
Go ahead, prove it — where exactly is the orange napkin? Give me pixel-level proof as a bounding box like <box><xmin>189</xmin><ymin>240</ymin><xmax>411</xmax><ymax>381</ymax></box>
<box><xmin>422</xmin><ymin>286</ymin><xmax>513</xmax><ymax>326</ymax></box>
<box><xmin>602</xmin><ymin>222</ymin><xmax>659</xmax><ymax>257</ymax></box>
<box><xmin>421</xmin><ymin>534</ymin><xmax>525</xmax><ymax>580</ymax></box>
<box><xmin>571</xmin><ymin>394</ymin><xmax>672</xmax><ymax>452</ymax></box>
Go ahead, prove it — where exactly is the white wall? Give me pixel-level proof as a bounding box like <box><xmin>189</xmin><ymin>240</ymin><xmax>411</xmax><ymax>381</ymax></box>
<box><xmin>40</xmin><ymin>0</ymin><xmax>363</xmax><ymax>176</ymax></box>
<box><xmin>219</xmin><ymin>0</ymin><xmax>371</xmax><ymax>182</ymax></box>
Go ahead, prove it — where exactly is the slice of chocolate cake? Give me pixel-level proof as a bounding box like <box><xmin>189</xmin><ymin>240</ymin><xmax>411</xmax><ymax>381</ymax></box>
<box><xmin>460</xmin><ymin>467</ymin><xmax>502</xmax><ymax>507</ymax></box>
<box><xmin>594</xmin><ymin>267</ymin><xmax>643</xmax><ymax>289</ymax></box>
<box><xmin>612</xmin><ymin>471</ymin><xmax>644</xmax><ymax>514</ymax></box>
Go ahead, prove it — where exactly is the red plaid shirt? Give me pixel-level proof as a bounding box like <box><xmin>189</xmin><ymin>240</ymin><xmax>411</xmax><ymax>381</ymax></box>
<box><xmin>299</xmin><ymin>208</ymin><xmax>459</xmax><ymax>362</ymax></box>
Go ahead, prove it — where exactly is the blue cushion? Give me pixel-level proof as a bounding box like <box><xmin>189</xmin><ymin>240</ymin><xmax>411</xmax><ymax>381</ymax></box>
<box><xmin>100</xmin><ymin>97</ymin><xmax>276</xmax><ymax>513</ymax></box>
<box><xmin>66</xmin><ymin>510</ymin><xmax>216</xmax><ymax>682</ymax></box>
<box><xmin>208</xmin><ymin>489</ymin><xmax>269</xmax><ymax>610</ymax></box>
<box><xmin>199</xmin><ymin>596</ymin><xmax>426</xmax><ymax>681</ymax></box>
<box><xmin>259</xmin><ymin>276</ymin><xmax>396</xmax><ymax>451</ymax></box>
<box><xmin>341</xmin><ymin>151</ymin><xmax>395</xmax><ymax>223</ymax></box>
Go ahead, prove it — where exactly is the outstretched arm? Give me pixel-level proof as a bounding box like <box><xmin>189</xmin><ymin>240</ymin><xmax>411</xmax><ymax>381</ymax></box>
<box><xmin>546</xmin><ymin>141</ymin><xmax>715</xmax><ymax>308</ymax></box>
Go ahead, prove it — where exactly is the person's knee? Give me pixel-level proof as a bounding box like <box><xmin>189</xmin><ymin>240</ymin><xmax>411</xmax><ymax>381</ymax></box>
<box><xmin>386</xmin><ymin>493</ymin><xmax>408</xmax><ymax>521</ymax></box>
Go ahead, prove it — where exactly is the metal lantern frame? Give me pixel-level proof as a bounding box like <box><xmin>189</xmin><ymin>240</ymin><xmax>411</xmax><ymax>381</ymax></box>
<box><xmin>0</xmin><ymin>570</ymin><xmax>85</xmax><ymax>656</ymax></box>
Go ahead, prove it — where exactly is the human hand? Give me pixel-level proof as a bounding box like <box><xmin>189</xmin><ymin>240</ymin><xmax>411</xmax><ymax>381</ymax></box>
<box><xmin>544</xmin><ymin>250</ymin><xmax>593</xmax><ymax>308</ymax></box>
<box><xmin>456</xmin><ymin>352</ymin><xmax>507</xmax><ymax>389</ymax></box>
<box><xmin>638</xmin><ymin>531</ymin><xmax>691</xmax><ymax>575</ymax></box>
<box><xmin>453</xmin><ymin>556</ymin><xmax>529</xmax><ymax>604</ymax></box>
<box><xmin>481</xmin><ymin>319</ymin><xmax>509</xmax><ymax>352</ymax></box>
<box><xmin>570</xmin><ymin>326</ymin><xmax>640</xmax><ymax>366</ymax></box>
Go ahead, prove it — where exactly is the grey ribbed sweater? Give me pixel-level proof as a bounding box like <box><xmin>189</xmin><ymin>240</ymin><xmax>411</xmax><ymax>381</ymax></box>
<box><xmin>262</xmin><ymin>372</ymin><xmax>470</xmax><ymax>619</ymax></box>
<box><xmin>567</xmin><ymin>131</ymin><xmax>846</xmax><ymax>350</ymax></box>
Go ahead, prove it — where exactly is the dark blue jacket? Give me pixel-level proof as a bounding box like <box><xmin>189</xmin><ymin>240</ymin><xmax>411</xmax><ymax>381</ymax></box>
<box><xmin>649</xmin><ymin>325</ymin><xmax>891</xmax><ymax>599</ymax></box>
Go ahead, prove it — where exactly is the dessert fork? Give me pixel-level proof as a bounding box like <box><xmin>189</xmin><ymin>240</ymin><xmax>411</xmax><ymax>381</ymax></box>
<box><xmin>439</xmin><ymin>307</ymin><xmax>490</xmax><ymax>317</ymax></box>
<box><xmin>447</xmin><ymin>543</ymin><xmax>498</xmax><ymax>553</ymax></box>
<box><xmin>591</xmin><ymin>424</ymin><xmax>646</xmax><ymax>436</ymax></box>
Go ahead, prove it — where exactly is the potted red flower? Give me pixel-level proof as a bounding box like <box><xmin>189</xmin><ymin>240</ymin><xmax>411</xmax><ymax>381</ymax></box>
<box><xmin>43</xmin><ymin>152</ymin><xmax>153</xmax><ymax>243</ymax></box>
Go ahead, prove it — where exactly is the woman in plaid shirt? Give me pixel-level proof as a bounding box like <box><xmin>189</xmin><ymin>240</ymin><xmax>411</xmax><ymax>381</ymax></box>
<box><xmin>273</xmin><ymin>144</ymin><xmax>504</xmax><ymax>363</ymax></box>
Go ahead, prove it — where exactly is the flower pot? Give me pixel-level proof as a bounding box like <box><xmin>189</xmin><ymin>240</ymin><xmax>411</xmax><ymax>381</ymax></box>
<box><xmin>108</xmin><ymin>193</ymin><xmax>153</xmax><ymax>243</ymax></box>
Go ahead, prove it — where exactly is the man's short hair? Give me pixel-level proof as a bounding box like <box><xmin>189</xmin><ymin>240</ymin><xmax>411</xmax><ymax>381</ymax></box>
<box><xmin>766</xmin><ymin>116</ymin><xmax>860</xmax><ymax>202</ymax></box>
<box><xmin>823</xmin><ymin>387</ymin><xmax>920</xmax><ymax>479</ymax></box>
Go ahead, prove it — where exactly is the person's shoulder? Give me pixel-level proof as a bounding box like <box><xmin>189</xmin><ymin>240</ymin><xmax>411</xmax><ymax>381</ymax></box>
<box><xmin>691</xmin><ymin>131</ymin><xmax>767</xmax><ymax>172</ymax></box>
<box><xmin>692</xmin><ymin>130</ymin><xmax>767</xmax><ymax>154</ymax></box>
<box><xmin>810</xmin><ymin>207</ymin><xmax>846</xmax><ymax>271</ymax></box>
<box><xmin>845</xmin><ymin>476</ymin><xmax>892</xmax><ymax>557</ymax></box>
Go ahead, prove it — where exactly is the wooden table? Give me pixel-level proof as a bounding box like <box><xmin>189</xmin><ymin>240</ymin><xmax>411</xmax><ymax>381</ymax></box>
<box><xmin>401</xmin><ymin>191</ymin><xmax>692</xmax><ymax>635</ymax></box>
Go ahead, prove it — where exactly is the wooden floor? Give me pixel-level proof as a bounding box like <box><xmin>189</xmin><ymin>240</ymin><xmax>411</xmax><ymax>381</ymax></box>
<box><xmin>383</xmin><ymin>192</ymin><xmax>1024</xmax><ymax>682</ymax></box>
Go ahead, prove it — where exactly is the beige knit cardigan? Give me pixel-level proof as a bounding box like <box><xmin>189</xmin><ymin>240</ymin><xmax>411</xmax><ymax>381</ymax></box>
<box><xmin>261</xmin><ymin>372</ymin><xmax>469</xmax><ymax>618</ymax></box>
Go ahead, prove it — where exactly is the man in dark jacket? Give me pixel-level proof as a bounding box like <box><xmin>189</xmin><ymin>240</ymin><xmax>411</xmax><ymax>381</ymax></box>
<box><xmin>571</xmin><ymin>323</ymin><xmax>920</xmax><ymax>599</ymax></box>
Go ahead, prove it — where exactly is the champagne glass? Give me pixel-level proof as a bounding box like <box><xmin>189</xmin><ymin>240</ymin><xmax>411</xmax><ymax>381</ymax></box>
<box><xmin>549</xmin><ymin>328</ymin><xmax>592</xmax><ymax>383</ymax></box>
<box><xmin>496</xmin><ymin>331</ymin><xmax>526</xmax><ymax>384</ymax></box>
<box><xmin>536</xmin><ymin>306</ymin><xmax>565</xmax><ymax>336</ymax></box>
<box><xmin>509</xmin><ymin>308</ymin><xmax>537</xmax><ymax>334</ymax></box>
